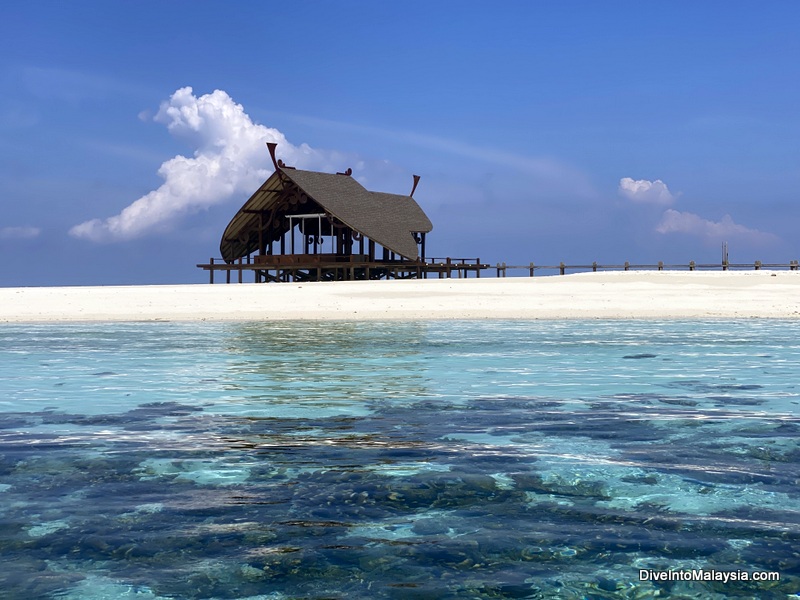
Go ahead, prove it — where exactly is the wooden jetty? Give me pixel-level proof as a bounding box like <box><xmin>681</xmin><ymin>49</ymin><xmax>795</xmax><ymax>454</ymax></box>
<box><xmin>198</xmin><ymin>145</ymin><xmax>796</xmax><ymax>283</ymax></box>
<box><xmin>494</xmin><ymin>260</ymin><xmax>800</xmax><ymax>277</ymax></box>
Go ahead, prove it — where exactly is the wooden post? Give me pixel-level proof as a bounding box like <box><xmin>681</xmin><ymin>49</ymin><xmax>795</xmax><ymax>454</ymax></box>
<box><xmin>238</xmin><ymin>257</ymin><xmax>243</xmax><ymax>283</ymax></box>
<box><xmin>258</xmin><ymin>212</ymin><xmax>264</xmax><ymax>256</ymax></box>
<box><xmin>722</xmin><ymin>241</ymin><xmax>728</xmax><ymax>271</ymax></box>
<box><xmin>477</xmin><ymin>258</ymin><xmax>481</xmax><ymax>278</ymax></box>
<box><xmin>446</xmin><ymin>257</ymin><xmax>452</xmax><ymax>278</ymax></box>
<box><xmin>529</xmin><ymin>262</ymin><xmax>535</xmax><ymax>277</ymax></box>
<box><xmin>209</xmin><ymin>258</ymin><xmax>214</xmax><ymax>284</ymax></box>
<box><xmin>226</xmin><ymin>264</ymin><xmax>231</xmax><ymax>284</ymax></box>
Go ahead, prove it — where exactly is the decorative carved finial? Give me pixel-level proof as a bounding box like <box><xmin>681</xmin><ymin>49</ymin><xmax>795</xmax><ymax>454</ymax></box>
<box><xmin>410</xmin><ymin>174</ymin><xmax>421</xmax><ymax>198</ymax></box>
<box><xmin>276</xmin><ymin>158</ymin><xmax>295</xmax><ymax>170</ymax></box>
<box><xmin>266</xmin><ymin>142</ymin><xmax>279</xmax><ymax>170</ymax></box>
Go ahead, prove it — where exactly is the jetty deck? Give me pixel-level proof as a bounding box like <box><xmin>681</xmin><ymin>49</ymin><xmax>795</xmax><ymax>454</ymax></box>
<box><xmin>197</xmin><ymin>256</ymin><xmax>489</xmax><ymax>283</ymax></box>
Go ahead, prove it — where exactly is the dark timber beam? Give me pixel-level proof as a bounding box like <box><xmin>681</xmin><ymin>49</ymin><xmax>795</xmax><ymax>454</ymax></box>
<box><xmin>267</xmin><ymin>142</ymin><xmax>279</xmax><ymax>170</ymax></box>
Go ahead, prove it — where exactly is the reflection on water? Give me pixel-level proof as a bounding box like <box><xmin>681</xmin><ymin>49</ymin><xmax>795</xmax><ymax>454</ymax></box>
<box><xmin>217</xmin><ymin>321</ymin><xmax>432</xmax><ymax>416</ymax></box>
<box><xmin>0</xmin><ymin>320</ymin><xmax>799</xmax><ymax>599</ymax></box>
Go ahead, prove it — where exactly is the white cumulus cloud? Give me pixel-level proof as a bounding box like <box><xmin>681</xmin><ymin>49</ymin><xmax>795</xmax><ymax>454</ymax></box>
<box><xmin>619</xmin><ymin>177</ymin><xmax>677</xmax><ymax>206</ymax></box>
<box><xmin>70</xmin><ymin>87</ymin><xmax>347</xmax><ymax>242</ymax></box>
<box><xmin>656</xmin><ymin>209</ymin><xmax>777</xmax><ymax>243</ymax></box>
<box><xmin>0</xmin><ymin>226</ymin><xmax>41</xmax><ymax>240</ymax></box>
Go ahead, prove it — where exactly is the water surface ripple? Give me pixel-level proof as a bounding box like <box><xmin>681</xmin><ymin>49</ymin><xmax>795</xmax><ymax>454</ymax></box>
<box><xmin>1</xmin><ymin>320</ymin><xmax>798</xmax><ymax>599</ymax></box>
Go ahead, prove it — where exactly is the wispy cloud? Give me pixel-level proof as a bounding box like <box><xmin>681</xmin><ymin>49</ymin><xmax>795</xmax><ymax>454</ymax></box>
<box><xmin>80</xmin><ymin>139</ymin><xmax>180</xmax><ymax>165</ymax></box>
<box><xmin>19</xmin><ymin>65</ymin><xmax>152</xmax><ymax>103</ymax></box>
<box><xmin>619</xmin><ymin>175</ymin><xmax>778</xmax><ymax>245</ymax></box>
<box><xmin>268</xmin><ymin>112</ymin><xmax>596</xmax><ymax>197</ymax></box>
<box><xmin>0</xmin><ymin>106</ymin><xmax>39</xmax><ymax>130</ymax></box>
<box><xmin>619</xmin><ymin>177</ymin><xmax>779</xmax><ymax>244</ymax></box>
<box><xmin>0</xmin><ymin>226</ymin><xmax>41</xmax><ymax>240</ymax></box>
<box><xmin>618</xmin><ymin>177</ymin><xmax>677</xmax><ymax>206</ymax></box>
<box><xmin>656</xmin><ymin>209</ymin><xmax>777</xmax><ymax>244</ymax></box>
<box><xmin>70</xmin><ymin>87</ymin><xmax>354</xmax><ymax>242</ymax></box>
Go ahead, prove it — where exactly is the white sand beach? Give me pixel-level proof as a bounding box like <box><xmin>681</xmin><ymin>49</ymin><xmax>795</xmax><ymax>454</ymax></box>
<box><xmin>1</xmin><ymin>271</ymin><xmax>799</xmax><ymax>322</ymax></box>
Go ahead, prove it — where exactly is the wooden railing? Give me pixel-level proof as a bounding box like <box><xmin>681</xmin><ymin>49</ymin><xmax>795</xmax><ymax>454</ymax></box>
<box><xmin>196</xmin><ymin>256</ymin><xmax>490</xmax><ymax>283</ymax></box>
<box><xmin>424</xmin><ymin>257</ymin><xmax>488</xmax><ymax>278</ymax></box>
<box><xmin>494</xmin><ymin>260</ymin><xmax>800</xmax><ymax>277</ymax></box>
<box><xmin>198</xmin><ymin>256</ymin><xmax>800</xmax><ymax>283</ymax></box>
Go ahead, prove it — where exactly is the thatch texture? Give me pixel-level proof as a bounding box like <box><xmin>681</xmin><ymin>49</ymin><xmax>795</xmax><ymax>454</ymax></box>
<box><xmin>220</xmin><ymin>168</ymin><xmax>432</xmax><ymax>263</ymax></box>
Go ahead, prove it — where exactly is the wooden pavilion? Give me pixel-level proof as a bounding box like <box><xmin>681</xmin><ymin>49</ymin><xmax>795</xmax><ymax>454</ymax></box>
<box><xmin>197</xmin><ymin>143</ymin><xmax>487</xmax><ymax>282</ymax></box>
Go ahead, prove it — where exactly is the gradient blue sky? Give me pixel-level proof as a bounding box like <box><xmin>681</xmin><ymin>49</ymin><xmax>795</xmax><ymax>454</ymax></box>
<box><xmin>2</xmin><ymin>2</ymin><xmax>799</xmax><ymax>285</ymax></box>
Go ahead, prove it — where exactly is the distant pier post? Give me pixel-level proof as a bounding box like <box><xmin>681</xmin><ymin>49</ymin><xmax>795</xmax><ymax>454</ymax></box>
<box><xmin>722</xmin><ymin>241</ymin><xmax>729</xmax><ymax>270</ymax></box>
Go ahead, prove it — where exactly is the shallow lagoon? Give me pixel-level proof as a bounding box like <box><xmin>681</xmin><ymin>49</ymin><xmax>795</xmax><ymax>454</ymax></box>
<box><xmin>1</xmin><ymin>320</ymin><xmax>799</xmax><ymax>599</ymax></box>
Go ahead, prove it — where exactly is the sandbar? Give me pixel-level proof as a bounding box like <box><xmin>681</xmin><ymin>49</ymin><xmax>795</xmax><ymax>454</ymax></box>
<box><xmin>1</xmin><ymin>271</ymin><xmax>799</xmax><ymax>322</ymax></box>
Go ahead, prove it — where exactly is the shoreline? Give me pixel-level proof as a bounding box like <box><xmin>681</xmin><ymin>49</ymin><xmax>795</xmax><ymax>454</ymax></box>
<box><xmin>1</xmin><ymin>271</ymin><xmax>800</xmax><ymax>323</ymax></box>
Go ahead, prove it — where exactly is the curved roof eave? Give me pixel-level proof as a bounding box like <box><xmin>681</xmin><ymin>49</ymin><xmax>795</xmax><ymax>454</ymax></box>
<box><xmin>219</xmin><ymin>170</ymin><xmax>284</xmax><ymax>263</ymax></box>
<box><xmin>219</xmin><ymin>169</ymin><xmax>433</xmax><ymax>262</ymax></box>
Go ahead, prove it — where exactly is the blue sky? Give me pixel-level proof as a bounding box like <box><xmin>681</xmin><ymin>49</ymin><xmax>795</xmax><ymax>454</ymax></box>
<box><xmin>2</xmin><ymin>1</ymin><xmax>799</xmax><ymax>285</ymax></box>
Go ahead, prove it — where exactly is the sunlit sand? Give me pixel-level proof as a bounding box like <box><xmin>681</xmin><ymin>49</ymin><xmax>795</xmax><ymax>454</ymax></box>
<box><xmin>1</xmin><ymin>271</ymin><xmax>799</xmax><ymax>322</ymax></box>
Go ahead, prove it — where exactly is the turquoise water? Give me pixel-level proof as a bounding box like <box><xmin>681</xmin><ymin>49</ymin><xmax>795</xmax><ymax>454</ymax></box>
<box><xmin>1</xmin><ymin>320</ymin><xmax>799</xmax><ymax>599</ymax></box>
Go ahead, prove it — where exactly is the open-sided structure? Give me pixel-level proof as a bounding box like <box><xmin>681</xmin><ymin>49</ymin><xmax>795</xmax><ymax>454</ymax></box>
<box><xmin>198</xmin><ymin>143</ymin><xmax>487</xmax><ymax>282</ymax></box>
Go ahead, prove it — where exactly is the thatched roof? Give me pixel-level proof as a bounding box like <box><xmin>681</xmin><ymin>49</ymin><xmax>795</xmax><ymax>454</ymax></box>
<box><xmin>220</xmin><ymin>167</ymin><xmax>432</xmax><ymax>263</ymax></box>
